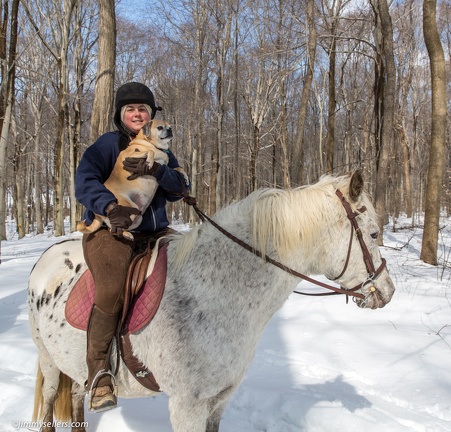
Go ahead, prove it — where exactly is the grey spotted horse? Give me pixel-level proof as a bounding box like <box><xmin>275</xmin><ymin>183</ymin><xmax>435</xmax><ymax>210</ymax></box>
<box><xmin>28</xmin><ymin>171</ymin><xmax>395</xmax><ymax>432</ymax></box>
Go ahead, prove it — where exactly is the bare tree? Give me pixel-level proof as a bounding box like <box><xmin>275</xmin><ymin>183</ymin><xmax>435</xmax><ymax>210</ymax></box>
<box><xmin>208</xmin><ymin>0</ymin><xmax>234</xmax><ymax>212</ymax></box>
<box><xmin>242</xmin><ymin>17</ymin><xmax>284</xmax><ymax>191</ymax></box>
<box><xmin>0</xmin><ymin>0</ymin><xmax>19</xmax><ymax>242</ymax></box>
<box><xmin>272</xmin><ymin>0</ymin><xmax>295</xmax><ymax>189</ymax></box>
<box><xmin>23</xmin><ymin>0</ymin><xmax>77</xmax><ymax>236</ymax></box>
<box><xmin>393</xmin><ymin>0</ymin><xmax>419</xmax><ymax>218</ymax></box>
<box><xmin>70</xmin><ymin>0</ymin><xmax>98</xmax><ymax>231</ymax></box>
<box><xmin>370</xmin><ymin>0</ymin><xmax>396</xmax><ymax>245</ymax></box>
<box><xmin>89</xmin><ymin>0</ymin><xmax>115</xmax><ymax>143</ymax></box>
<box><xmin>291</xmin><ymin>0</ymin><xmax>316</xmax><ymax>186</ymax></box>
<box><xmin>1</xmin><ymin>0</ymin><xmax>449</xmax><ymax>253</ymax></box>
<box><xmin>420</xmin><ymin>0</ymin><xmax>447</xmax><ymax>265</ymax></box>
<box><xmin>243</xmin><ymin>65</ymin><xmax>281</xmax><ymax>191</ymax></box>
<box><xmin>322</xmin><ymin>0</ymin><xmax>350</xmax><ymax>174</ymax></box>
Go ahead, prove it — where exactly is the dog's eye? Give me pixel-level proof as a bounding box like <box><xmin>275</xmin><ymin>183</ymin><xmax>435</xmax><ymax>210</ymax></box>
<box><xmin>157</xmin><ymin>126</ymin><xmax>164</xmax><ymax>130</ymax></box>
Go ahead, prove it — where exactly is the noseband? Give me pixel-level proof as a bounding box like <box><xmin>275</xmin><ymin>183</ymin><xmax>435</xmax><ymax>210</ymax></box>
<box><xmin>183</xmin><ymin>188</ymin><xmax>386</xmax><ymax>301</ymax></box>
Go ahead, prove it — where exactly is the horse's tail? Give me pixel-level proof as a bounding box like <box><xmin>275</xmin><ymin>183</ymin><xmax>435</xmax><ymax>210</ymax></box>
<box><xmin>33</xmin><ymin>361</ymin><xmax>73</xmax><ymax>422</ymax></box>
<box><xmin>54</xmin><ymin>372</ymin><xmax>73</xmax><ymax>421</ymax></box>
<box><xmin>76</xmin><ymin>216</ymin><xmax>103</xmax><ymax>235</ymax></box>
<box><xmin>32</xmin><ymin>363</ymin><xmax>44</xmax><ymax>421</ymax></box>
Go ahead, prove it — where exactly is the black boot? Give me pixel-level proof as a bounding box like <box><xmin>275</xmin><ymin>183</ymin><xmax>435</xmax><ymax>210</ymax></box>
<box><xmin>85</xmin><ymin>304</ymin><xmax>119</xmax><ymax>412</ymax></box>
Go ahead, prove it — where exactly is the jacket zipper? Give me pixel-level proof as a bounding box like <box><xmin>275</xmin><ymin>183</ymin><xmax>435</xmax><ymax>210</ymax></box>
<box><xmin>150</xmin><ymin>206</ymin><xmax>157</xmax><ymax>231</ymax></box>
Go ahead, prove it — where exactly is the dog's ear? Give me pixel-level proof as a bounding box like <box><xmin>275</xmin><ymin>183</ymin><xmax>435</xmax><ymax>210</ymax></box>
<box><xmin>136</xmin><ymin>129</ymin><xmax>146</xmax><ymax>139</ymax></box>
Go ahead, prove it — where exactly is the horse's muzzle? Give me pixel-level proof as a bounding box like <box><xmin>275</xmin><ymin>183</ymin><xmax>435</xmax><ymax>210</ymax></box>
<box><xmin>355</xmin><ymin>287</ymin><xmax>383</xmax><ymax>309</ymax></box>
<box><xmin>354</xmin><ymin>276</ymin><xmax>395</xmax><ymax>309</ymax></box>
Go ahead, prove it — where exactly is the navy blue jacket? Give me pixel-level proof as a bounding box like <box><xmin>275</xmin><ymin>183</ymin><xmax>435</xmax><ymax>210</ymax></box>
<box><xmin>75</xmin><ymin>131</ymin><xmax>189</xmax><ymax>233</ymax></box>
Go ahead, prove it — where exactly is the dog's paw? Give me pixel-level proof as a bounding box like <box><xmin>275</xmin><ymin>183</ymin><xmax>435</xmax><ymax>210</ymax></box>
<box><xmin>122</xmin><ymin>231</ymin><xmax>135</xmax><ymax>241</ymax></box>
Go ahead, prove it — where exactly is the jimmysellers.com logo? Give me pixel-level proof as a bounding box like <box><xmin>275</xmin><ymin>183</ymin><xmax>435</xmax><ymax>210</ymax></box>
<box><xmin>11</xmin><ymin>420</ymin><xmax>89</xmax><ymax>430</ymax></box>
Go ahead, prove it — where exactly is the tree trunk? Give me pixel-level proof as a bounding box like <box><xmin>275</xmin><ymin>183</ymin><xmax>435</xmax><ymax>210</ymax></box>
<box><xmin>33</xmin><ymin>103</ymin><xmax>44</xmax><ymax>235</ymax></box>
<box><xmin>54</xmin><ymin>71</ymin><xmax>66</xmax><ymax>237</ymax></box>
<box><xmin>54</xmin><ymin>0</ymin><xmax>77</xmax><ymax>237</ymax></box>
<box><xmin>326</xmin><ymin>35</ymin><xmax>336</xmax><ymax>174</ymax></box>
<box><xmin>291</xmin><ymin>0</ymin><xmax>316</xmax><ymax>186</ymax></box>
<box><xmin>250</xmin><ymin>125</ymin><xmax>260</xmax><ymax>191</ymax></box>
<box><xmin>189</xmin><ymin>0</ymin><xmax>208</xmax><ymax>224</ymax></box>
<box><xmin>325</xmin><ymin>0</ymin><xmax>341</xmax><ymax>175</ymax></box>
<box><xmin>371</xmin><ymin>0</ymin><xmax>396</xmax><ymax>245</ymax></box>
<box><xmin>232</xmin><ymin>18</ymin><xmax>241</xmax><ymax>201</ymax></box>
<box><xmin>396</xmin><ymin>123</ymin><xmax>413</xmax><ymax>218</ymax></box>
<box><xmin>70</xmin><ymin>1</ymin><xmax>89</xmax><ymax>232</ymax></box>
<box><xmin>89</xmin><ymin>0</ymin><xmax>116</xmax><ymax>143</ymax></box>
<box><xmin>13</xmin><ymin>127</ymin><xmax>25</xmax><ymax>239</ymax></box>
<box><xmin>420</xmin><ymin>0</ymin><xmax>447</xmax><ymax>265</ymax></box>
<box><xmin>0</xmin><ymin>0</ymin><xmax>19</xmax><ymax>242</ymax></box>
<box><xmin>213</xmin><ymin>3</ymin><xmax>232</xmax><ymax>211</ymax></box>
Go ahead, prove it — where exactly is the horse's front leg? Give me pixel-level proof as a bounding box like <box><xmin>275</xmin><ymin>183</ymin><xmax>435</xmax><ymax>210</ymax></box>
<box><xmin>71</xmin><ymin>381</ymin><xmax>86</xmax><ymax>432</ymax></box>
<box><xmin>168</xmin><ymin>396</ymin><xmax>209</xmax><ymax>432</ymax></box>
<box><xmin>205</xmin><ymin>385</ymin><xmax>235</xmax><ymax>432</ymax></box>
<box><xmin>206</xmin><ymin>403</ymin><xmax>226</xmax><ymax>432</ymax></box>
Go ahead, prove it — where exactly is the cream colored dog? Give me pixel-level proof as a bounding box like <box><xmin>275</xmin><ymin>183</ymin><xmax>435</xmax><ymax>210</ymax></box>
<box><xmin>77</xmin><ymin>120</ymin><xmax>173</xmax><ymax>241</ymax></box>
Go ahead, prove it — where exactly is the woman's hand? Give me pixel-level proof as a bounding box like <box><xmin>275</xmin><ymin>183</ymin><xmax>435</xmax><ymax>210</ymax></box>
<box><xmin>123</xmin><ymin>157</ymin><xmax>162</xmax><ymax>180</ymax></box>
<box><xmin>106</xmin><ymin>203</ymin><xmax>141</xmax><ymax>235</ymax></box>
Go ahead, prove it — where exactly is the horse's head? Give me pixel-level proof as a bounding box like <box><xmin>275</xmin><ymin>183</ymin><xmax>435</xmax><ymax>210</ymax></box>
<box><xmin>223</xmin><ymin>170</ymin><xmax>395</xmax><ymax>310</ymax></box>
<box><xmin>324</xmin><ymin>170</ymin><xmax>395</xmax><ymax>309</ymax></box>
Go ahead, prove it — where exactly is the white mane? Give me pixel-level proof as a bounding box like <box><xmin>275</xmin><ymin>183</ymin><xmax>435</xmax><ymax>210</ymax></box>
<box><xmin>172</xmin><ymin>174</ymin><xmax>376</xmax><ymax>267</ymax></box>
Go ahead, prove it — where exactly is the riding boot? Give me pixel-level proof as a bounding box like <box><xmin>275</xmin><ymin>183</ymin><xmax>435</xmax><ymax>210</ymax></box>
<box><xmin>85</xmin><ymin>304</ymin><xmax>119</xmax><ymax>412</ymax></box>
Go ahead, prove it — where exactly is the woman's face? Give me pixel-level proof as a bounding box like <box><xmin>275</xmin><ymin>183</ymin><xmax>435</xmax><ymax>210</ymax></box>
<box><xmin>123</xmin><ymin>104</ymin><xmax>151</xmax><ymax>134</ymax></box>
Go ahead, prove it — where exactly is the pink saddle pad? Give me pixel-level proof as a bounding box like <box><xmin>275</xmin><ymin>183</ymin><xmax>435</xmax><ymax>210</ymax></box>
<box><xmin>65</xmin><ymin>244</ymin><xmax>168</xmax><ymax>334</ymax></box>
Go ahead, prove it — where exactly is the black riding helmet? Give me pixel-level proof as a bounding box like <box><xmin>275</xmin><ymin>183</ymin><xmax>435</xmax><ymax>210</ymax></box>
<box><xmin>113</xmin><ymin>82</ymin><xmax>162</xmax><ymax>132</ymax></box>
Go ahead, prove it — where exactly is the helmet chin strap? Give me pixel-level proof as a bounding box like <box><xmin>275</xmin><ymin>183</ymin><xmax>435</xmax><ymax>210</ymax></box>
<box><xmin>119</xmin><ymin>121</ymin><xmax>137</xmax><ymax>137</ymax></box>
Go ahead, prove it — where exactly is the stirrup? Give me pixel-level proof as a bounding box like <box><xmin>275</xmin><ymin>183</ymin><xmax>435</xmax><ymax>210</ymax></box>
<box><xmin>87</xmin><ymin>370</ymin><xmax>118</xmax><ymax>412</ymax></box>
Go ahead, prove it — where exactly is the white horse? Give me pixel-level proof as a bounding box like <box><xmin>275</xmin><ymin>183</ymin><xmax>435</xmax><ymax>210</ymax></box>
<box><xmin>28</xmin><ymin>171</ymin><xmax>395</xmax><ymax>432</ymax></box>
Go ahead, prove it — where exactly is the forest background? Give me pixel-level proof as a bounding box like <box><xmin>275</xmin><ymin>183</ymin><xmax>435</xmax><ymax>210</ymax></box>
<box><xmin>0</xmin><ymin>0</ymin><xmax>448</xmax><ymax>264</ymax></box>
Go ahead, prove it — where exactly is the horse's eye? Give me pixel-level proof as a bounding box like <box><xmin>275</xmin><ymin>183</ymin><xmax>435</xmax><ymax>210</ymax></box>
<box><xmin>370</xmin><ymin>232</ymin><xmax>379</xmax><ymax>239</ymax></box>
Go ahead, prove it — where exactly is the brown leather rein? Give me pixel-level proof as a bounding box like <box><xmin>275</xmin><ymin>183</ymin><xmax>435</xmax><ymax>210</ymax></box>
<box><xmin>183</xmin><ymin>189</ymin><xmax>386</xmax><ymax>301</ymax></box>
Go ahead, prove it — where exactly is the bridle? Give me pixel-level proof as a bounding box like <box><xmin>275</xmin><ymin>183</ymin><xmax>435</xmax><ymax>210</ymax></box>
<box><xmin>183</xmin><ymin>188</ymin><xmax>387</xmax><ymax>302</ymax></box>
<box><xmin>318</xmin><ymin>190</ymin><xmax>387</xmax><ymax>302</ymax></box>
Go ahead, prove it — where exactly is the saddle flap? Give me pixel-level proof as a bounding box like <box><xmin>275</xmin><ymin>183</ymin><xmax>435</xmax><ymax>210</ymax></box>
<box><xmin>65</xmin><ymin>270</ymin><xmax>95</xmax><ymax>330</ymax></box>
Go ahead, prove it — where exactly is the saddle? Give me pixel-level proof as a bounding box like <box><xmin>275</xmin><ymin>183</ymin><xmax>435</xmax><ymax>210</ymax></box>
<box><xmin>65</xmin><ymin>239</ymin><xmax>169</xmax><ymax>392</ymax></box>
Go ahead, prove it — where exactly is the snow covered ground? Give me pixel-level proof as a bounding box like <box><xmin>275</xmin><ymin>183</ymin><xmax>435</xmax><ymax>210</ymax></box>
<box><xmin>0</xmin><ymin>216</ymin><xmax>450</xmax><ymax>432</ymax></box>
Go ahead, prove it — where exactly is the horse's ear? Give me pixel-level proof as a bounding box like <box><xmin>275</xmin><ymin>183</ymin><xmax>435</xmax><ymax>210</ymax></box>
<box><xmin>349</xmin><ymin>169</ymin><xmax>364</xmax><ymax>202</ymax></box>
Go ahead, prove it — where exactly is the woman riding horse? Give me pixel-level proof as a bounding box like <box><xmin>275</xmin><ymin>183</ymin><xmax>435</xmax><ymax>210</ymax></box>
<box><xmin>75</xmin><ymin>82</ymin><xmax>189</xmax><ymax>412</ymax></box>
